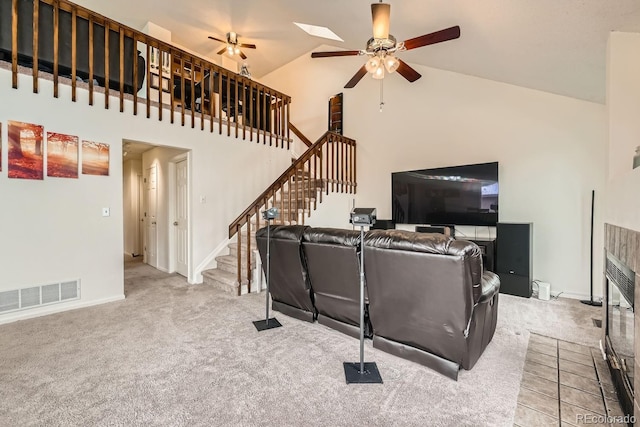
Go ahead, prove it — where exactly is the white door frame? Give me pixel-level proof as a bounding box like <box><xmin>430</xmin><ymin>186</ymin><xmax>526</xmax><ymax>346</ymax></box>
<box><xmin>168</xmin><ymin>152</ymin><xmax>191</xmax><ymax>280</ymax></box>
<box><xmin>144</xmin><ymin>163</ymin><xmax>158</xmax><ymax>268</ymax></box>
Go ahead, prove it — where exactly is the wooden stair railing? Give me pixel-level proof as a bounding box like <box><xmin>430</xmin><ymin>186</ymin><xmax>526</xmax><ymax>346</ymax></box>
<box><xmin>5</xmin><ymin>0</ymin><xmax>291</xmax><ymax>146</ymax></box>
<box><xmin>228</xmin><ymin>131</ymin><xmax>357</xmax><ymax>295</ymax></box>
<box><xmin>288</xmin><ymin>122</ymin><xmax>313</xmax><ymax>147</ymax></box>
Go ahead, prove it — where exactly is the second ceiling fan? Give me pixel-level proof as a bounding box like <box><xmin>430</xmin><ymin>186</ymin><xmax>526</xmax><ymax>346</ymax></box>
<box><xmin>208</xmin><ymin>32</ymin><xmax>256</xmax><ymax>60</ymax></box>
<box><xmin>311</xmin><ymin>2</ymin><xmax>460</xmax><ymax>88</ymax></box>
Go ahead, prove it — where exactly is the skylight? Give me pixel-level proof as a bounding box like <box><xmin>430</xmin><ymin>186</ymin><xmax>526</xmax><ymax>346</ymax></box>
<box><xmin>294</xmin><ymin>22</ymin><xmax>344</xmax><ymax>42</ymax></box>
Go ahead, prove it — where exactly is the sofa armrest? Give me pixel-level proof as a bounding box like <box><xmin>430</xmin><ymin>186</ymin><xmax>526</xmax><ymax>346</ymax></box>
<box><xmin>478</xmin><ymin>271</ymin><xmax>500</xmax><ymax>303</ymax></box>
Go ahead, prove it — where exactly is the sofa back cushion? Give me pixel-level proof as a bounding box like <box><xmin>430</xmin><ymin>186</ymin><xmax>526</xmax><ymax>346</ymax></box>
<box><xmin>302</xmin><ymin>228</ymin><xmax>361</xmax><ymax>326</ymax></box>
<box><xmin>363</xmin><ymin>230</ymin><xmax>481</xmax><ymax>364</ymax></box>
<box><xmin>255</xmin><ymin>225</ymin><xmax>314</xmax><ymax>313</ymax></box>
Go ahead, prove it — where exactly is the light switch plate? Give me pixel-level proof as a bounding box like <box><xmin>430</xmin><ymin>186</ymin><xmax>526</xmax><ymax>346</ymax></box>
<box><xmin>102</xmin><ymin>207</ymin><xmax>110</xmax><ymax>217</ymax></box>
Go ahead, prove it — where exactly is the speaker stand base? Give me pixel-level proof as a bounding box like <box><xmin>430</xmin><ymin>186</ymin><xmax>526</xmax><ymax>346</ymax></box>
<box><xmin>343</xmin><ymin>362</ymin><xmax>383</xmax><ymax>384</ymax></box>
<box><xmin>253</xmin><ymin>318</ymin><xmax>282</xmax><ymax>331</ymax></box>
<box><xmin>580</xmin><ymin>299</ymin><xmax>603</xmax><ymax>307</ymax></box>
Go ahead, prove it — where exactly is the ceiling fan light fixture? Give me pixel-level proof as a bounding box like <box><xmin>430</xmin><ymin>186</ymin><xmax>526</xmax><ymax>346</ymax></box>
<box><xmin>234</xmin><ymin>46</ymin><xmax>241</xmax><ymax>55</ymax></box>
<box><xmin>384</xmin><ymin>55</ymin><xmax>399</xmax><ymax>73</ymax></box>
<box><xmin>365</xmin><ymin>56</ymin><xmax>381</xmax><ymax>73</ymax></box>
<box><xmin>371</xmin><ymin>2</ymin><xmax>391</xmax><ymax>40</ymax></box>
<box><xmin>227</xmin><ymin>45</ymin><xmax>234</xmax><ymax>55</ymax></box>
<box><xmin>372</xmin><ymin>65</ymin><xmax>385</xmax><ymax>80</ymax></box>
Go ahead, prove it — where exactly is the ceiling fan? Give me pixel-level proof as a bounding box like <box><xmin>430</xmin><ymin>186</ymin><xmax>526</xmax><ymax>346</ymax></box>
<box><xmin>311</xmin><ymin>2</ymin><xmax>460</xmax><ymax>88</ymax></box>
<box><xmin>208</xmin><ymin>32</ymin><xmax>256</xmax><ymax>60</ymax></box>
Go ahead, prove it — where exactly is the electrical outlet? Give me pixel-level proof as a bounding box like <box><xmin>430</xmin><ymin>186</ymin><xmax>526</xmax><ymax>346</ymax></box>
<box><xmin>102</xmin><ymin>207</ymin><xmax>110</xmax><ymax>217</ymax></box>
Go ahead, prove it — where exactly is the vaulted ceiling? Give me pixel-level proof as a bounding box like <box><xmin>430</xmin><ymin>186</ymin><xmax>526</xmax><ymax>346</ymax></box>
<box><xmin>72</xmin><ymin>0</ymin><xmax>640</xmax><ymax>103</ymax></box>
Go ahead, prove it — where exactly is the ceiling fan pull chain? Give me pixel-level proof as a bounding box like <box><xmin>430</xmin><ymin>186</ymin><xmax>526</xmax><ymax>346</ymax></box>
<box><xmin>379</xmin><ymin>79</ymin><xmax>385</xmax><ymax>112</ymax></box>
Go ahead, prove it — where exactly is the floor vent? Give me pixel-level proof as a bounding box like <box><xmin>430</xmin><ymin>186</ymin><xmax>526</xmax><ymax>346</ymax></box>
<box><xmin>0</xmin><ymin>280</ymin><xmax>80</xmax><ymax>314</ymax></box>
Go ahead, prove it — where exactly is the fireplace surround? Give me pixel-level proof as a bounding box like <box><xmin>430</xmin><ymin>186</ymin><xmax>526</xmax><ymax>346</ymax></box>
<box><xmin>603</xmin><ymin>223</ymin><xmax>640</xmax><ymax>420</ymax></box>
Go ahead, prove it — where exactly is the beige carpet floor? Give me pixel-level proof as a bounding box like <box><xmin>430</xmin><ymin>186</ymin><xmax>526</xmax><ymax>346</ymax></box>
<box><xmin>0</xmin><ymin>258</ymin><xmax>602</xmax><ymax>426</ymax></box>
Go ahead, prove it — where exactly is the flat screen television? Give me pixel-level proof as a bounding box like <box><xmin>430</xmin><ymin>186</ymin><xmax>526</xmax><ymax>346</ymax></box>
<box><xmin>392</xmin><ymin>161</ymin><xmax>498</xmax><ymax>226</ymax></box>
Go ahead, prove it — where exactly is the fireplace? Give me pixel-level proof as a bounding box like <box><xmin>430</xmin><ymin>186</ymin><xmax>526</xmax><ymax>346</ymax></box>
<box><xmin>605</xmin><ymin>250</ymin><xmax>636</xmax><ymax>418</ymax></box>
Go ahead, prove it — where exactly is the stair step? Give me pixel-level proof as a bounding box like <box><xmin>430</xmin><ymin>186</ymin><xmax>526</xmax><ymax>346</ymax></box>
<box><xmin>202</xmin><ymin>268</ymin><xmax>242</xmax><ymax>294</ymax></box>
<box><xmin>228</xmin><ymin>242</ymin><xmax>258</xmax><ymax>253</ymax></box>
<box><xmin>216</xmin><ymin>254</ymin><xmax>255</xmax><ymax>275</ymax></box>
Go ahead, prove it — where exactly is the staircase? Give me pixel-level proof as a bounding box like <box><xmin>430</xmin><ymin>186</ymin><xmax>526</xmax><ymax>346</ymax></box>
<box><xmin>202</xmin><ymin>167</ymin><xmax>327</xmax><ymax>294</ymax></box>
<box><xmin>202</xmin><ymin>131</ymin><xmax>356</xmax><ymax>295</ymax></box>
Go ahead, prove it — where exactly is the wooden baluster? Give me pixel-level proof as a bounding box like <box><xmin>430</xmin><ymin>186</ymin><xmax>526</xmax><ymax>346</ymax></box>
<box><xmin>89</xmin><ymin>17</ymin><xmax>94</xmax><ymax>105</ymax></box>
<box><xmin>288</xmin><ymin>175</ymin><xmax>293</xmax><ymax>224</ymax></box>
<box><xmin>268</xmin><ymin>91</ymin><xmax>273</xmax><ymax>146</ymax></box>
<box><xmin>32</xmin><ymin>0</ymin><xmax>39</xmax><ymax>93</ymax></box>
<box><xmin>119</xmin><ymin>27</ymin><xmax>125</xmax><ymax>112</ymax></box>
<box><xmin>133</xmin><ymin>33</ymin><xmax>138</xmax><ymax>115</ymax></box>
<box><xmin>53</xmin><ymin>0</ymin><xmax>59</xmax><ymax>97</ymax></box>
<box><xmin>234</xmin><ymin>76</ymin><xmax>239</xmax><ymax>139</ymax></box>
<box><xmin>169</xmin><ymin>50</ymin><xmax>175</xmax><ymax>123</ymax></box>
<box><xmin>279</xmin><ymin>181</ymin><xmax>284</xmax><ymax>224</ymax></box>
<box><xmin>242</xmin><ymin>79</ymin><xmax>247</xmax><ymax>140</ymax></box>
<box><xmin>353</xmin><ymin>142</ymin><xmax>357</xmax><ymax>194</ymax></box>
<box><xmin>71</xmin><ymin>7</ymin><xmax>77</xmax><ymax>101</ymax></box>
<box><xmin>209</xmin><ymin>66</ymin><xmax>215</xmax><ymax>132</ymax></box>
<box><xmin>103</xmin><ymin>20</ymin><xmax>109</xmax><ymax>108</ymax></box>
<box><xmin>286</xmin><ymin>100</ymin><xmax>291</xmax><ymax>150</ymax></box>
<box><xmin>307</xmin><ymin>158</ymin><xmax>312</xmax><ymax>215</ymax></box>
<box><xmin>180</xmin><ymin>57</ymin><xmax>185</xmax><ymax>126</ymax></box>
<box><xmin>236</xmin><ymin>224</ymin><xmax>242</xmax><ymax>296</ymax></box>
<box><xmin>313</xmin><ymin>152</ymin><xmax>318</xmax><ymax>210</ymax></box>
<box><xmin>246</xmin><ymin>214</ymin><xmax>251</xmax><ymax>294</ymax></box>
<box><xmin>279</xmin><ymin>96</ymin><xmax>284</xmax><ymax>147</ymax></box>
<box><xmin>200</xmin><ymin>62</ymin><xmax>205</xmax><ymax>131</ymax></box>
<box><xmin>218</xmin><ymin>70</ymin><xmax>223</xmax><ymax>134</ymax></box>
<box><xmin>190</xmin><ymin>58</ymin><xmax>195</xmax><ymax>128</ymax></box>
<box><xmin>320</xmin><ymin>144</ymin><xmax>325</xmax><ymax>198</ymax></box>
<box><xmin>145</xmin><ymin>42</ymin><xmax>151</xmax><ymax>118</ymax></box>
<box><xmin>226</xmin><ymin>71</ymin><xmax>231</xmax><ymax>137</ymax></box>
<box><xmin>274</xmin><ymin>95</ymin><xmax>279</xmax><ymax>148</ymax></box>
<box><xmin>157</xmin><ymin>44</ymin><xmax>163</xmax><ymax>121</ymax></box>
<box><xmin>340</xmin><ymin>139</ymin><xmax>347</xmax><ymax>193</ymax></box>
<box><xmin>11</xmin><ymin>0</ymin><xmax>18</xmax><ymax>89</ymax></box>
<box><xmin>331</xmin><ymin>136</ymin><xmax>335</xmax><ymax>193</ymax></box>
<box><xmin>255</xmin><ymin>205</ymin><xmax>261</xmax><ymax>236</ymax></box>
<box><xmin>256</xmin><ymin>88</ymin><xmax>261</xmax><ymax>143</ymax></box>
<box><xmin>249</xmin><ymin>82</ymin><xmax>254</xmax><ymax>142</ymax></box>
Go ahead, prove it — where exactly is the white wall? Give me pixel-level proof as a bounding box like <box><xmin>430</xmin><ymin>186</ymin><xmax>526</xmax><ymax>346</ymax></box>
<box><xmin>262</xmin><ymin>48</ymin><xmax>608</xmax><ymax>298</ymax></box>
<box><xmin>607</xmin><ymin>32</ymin><xmax>640</xmax><ymax>182</ymax></box>
<box><xmin>123</xmin><ymin>158</ymin><xmax>142</xmax><ymax>256</ymax></box>
<box><xmin>605</xmin><ymin>32</ymin><xmax>640</xmax><ymax>232</ymax></box>
<box><xmin>0</xmin><ymin>68</ymin><xmax>291</xmax><ymax>323</ymax></box>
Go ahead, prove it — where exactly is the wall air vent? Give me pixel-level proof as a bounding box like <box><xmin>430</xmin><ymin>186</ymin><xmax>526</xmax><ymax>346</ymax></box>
<box><xmin>0</xmin><ymin>280</ymin><xmax>80</xmax><ymax>314</ymax></box>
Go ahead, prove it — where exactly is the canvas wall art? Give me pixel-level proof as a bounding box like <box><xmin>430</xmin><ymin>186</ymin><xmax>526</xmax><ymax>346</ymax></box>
<box><xmin>8</xmin><ymin>120</ymin><xmax>44</xmax><ymax>180</ymax></box>
<box><xmin>82</xmin><ymin>140</ymin><xmax>110</xmax><ymax>176</ymax></box>
<box><xmin>47</xmin><ymin>133</ymin><xmax>79</xmax><ymax>178</ymax></box>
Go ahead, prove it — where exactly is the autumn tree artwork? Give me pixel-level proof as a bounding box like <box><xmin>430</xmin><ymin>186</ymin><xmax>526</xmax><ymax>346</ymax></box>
<box><xmin>8</xmin><ymin>121</ymin><xmax>44</xmax><ymax>180</ymax></box>
<box><xmin>82</xmin><ymin>140</ymin><xmax>110</xmax><ymax>176</ymax></box>
<box><xmin>47</xmin><ymin>133</ymin><xmax>79</xmax><ymax>178</ymax></box>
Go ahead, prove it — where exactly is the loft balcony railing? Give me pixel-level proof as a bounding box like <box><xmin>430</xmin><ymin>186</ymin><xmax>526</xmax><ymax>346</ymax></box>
<box><xmin>1</xmin><ymin>0</ymin><xmax>291</xmax><ymax>146</ymax></box>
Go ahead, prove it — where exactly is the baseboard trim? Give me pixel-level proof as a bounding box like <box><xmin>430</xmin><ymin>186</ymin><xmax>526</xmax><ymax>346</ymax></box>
<box><xmin>0</xmin><ymin>294</ymin><xmax>126</xmax><ymax>325</ymax></box>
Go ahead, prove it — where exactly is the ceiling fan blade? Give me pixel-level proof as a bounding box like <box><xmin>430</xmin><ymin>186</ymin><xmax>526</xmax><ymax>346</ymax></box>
<box><xmin>371</xmin><ymin>2</ymin><xmax>391</xmax><ymax>39</ymax></box>
<box><xmin>311</xmin><ymin>50</ymin><xmax>361</xmax><ymax>58</ymax></box>
<box><xmin>239</xmin><ymin>50</ymin><xmax>247</xmax><ymax>60</ymax></box>
<box><xmin>396</xmin><ymin>59</ymin><xmax>421</xmax><ymax>82</ymax></box>
<box><xmin>239</xmin><ymin>43</ymin><xmax>256</xmax><ymax>49</ymax></box>
<box><xmin>208</xmin><ymin>36</ymin><xmax>226</xmax><ymax>43</ymax></box>
<box><xmin>402</xmin><ymin>26</ymin><xmax>461</xmax><ymax>51</ymax></box>
<box><xmin>217</xmin><ymin>47</ymin><xmax>227</xmax><ymax>55</ymax></box>
<box><xmin>344</xmin><ymin>65</ymin><xmax>368</xmax><ymax>89</ymax></box>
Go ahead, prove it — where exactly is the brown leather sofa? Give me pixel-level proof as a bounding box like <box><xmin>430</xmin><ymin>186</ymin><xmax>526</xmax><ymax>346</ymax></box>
<box><xmin>302</xmin><ymin>227</ymin><xmax>371</xmax><ymax>339</ymax></box>
<box><xmin>255</xmin><ymin>225</ymin><xmax>500</xmax><ymax>379</ymax></box>
<box><xmin>364</xmin><ymin>229</ymin><xmax>500</xmax><ymax>379</ymax></box>
<box><xmin>255</xmin><ymin>225</ymin><xmax>315</xmax><ymax>322</ymax></box>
